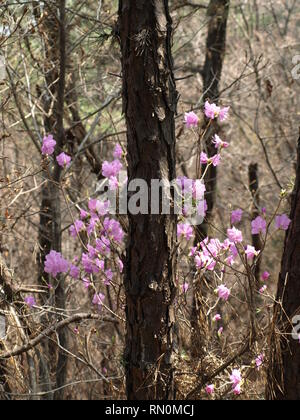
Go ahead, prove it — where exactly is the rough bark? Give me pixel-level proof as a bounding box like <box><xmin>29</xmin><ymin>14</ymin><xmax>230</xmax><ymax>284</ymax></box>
<box><xmin>36</xmin><ymin>0</ymin><xmax>68</xmax><ymax>400</ymax></box>
<box><xmin>119</xmin><ymin>0</ymin><xmax>177</xmax><ymax>400</ymax></box>
<box><xmin>267</xmin><ymin>134</ymin><xmax>300</xmax><ymax>400</ymax></box>
<box><xmin>249</xmin><ymin>163</ymin><xmax>262</xmax><ymax>285</ymax></box>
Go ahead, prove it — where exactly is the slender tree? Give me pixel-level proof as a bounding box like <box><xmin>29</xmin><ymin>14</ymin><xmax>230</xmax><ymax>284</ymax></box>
<box><xmin>191</xmin><ymin>0</ymin><xmax>230</xmax><ymax>357</ymax></box>
<box><xmin>267</xmin><ymin>133</ymin><xmax>300</xmax><ymax>400</ymax></box>
<box><xmin>119</xmin><ymin>0</ymin><xmax>178</xmax><ymax>399</ymax></box>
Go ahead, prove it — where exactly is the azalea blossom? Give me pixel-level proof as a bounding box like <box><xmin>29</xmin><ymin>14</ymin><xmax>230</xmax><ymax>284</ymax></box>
<box><xmin>113</xmin><ymin>144</ymin><xmax>123</xmax><ymax>159</ymax></box>
<box><xmin>219</xmin><ymin>106</ymin><xmax>230</xmax><ymax>122</ymax></box>
<box><xmin>44</xmin><ymin>250</ymin><xmax>69</xmax><ymax>277</ymax></box>
<box><xmin>245</xmin><ymin>245</ymin><xmax>260</xmax><ymax>260</ymax></box>
<box><xmin>255</xmin><ymin>354</ymin><xmax>264</xmax><ymax>369</ymax></box>
<box><xmin>41</xmin><ymin>134</ymin><xmax>56</xmax><ymax>155</ymax></box>
<box><xmin>25</xmin><ymin>296</ymin><xmax>36</xmax><ymax>308</ymax></box>
<box><xmin>69</xmin><ymin>220</ymin><xmax>85</xmax><ymax>238</ymax></box>
<box><xmin>261</xmin><ymin>271</ymin><xmax>270</xmax><ymax>281</ymax></box>
<box><xmin>200</xmin><ymin>152</ymin><xmax>209</xmax><ymax>165</ymax></box>
<box><xmin>211</xmin><ymin>154</ymin><xmax>221</xmax><ymax>167</ymax></box>
<box><xmin>204</xmin><ymin>101</ymin><xmax>220</xmax><ymax>119</ymax></box>
<box><xmin>184</xmin><ymin>111</ymin><xmax>199</xmax><ymax>128</ymax></box>
<box><xmin>233</xmin><ymin>383</ymin><xmax>241</xmax><ymax>395</ymax></box>
<box><xmin>231</xmin><ymin>209</ymin><xmax>243</xmax><ymax>225</ymax></box>
<box><xmin>259</xmin><ymin>285</ymin><xmax>267</xmax><ymax>294</ymax></box>
<box><xmin>217</xmin><ymin>284</ymin><xmax>231</xmax><ymax>301</ymax></box>
<box><xmin>227</xmin><ymin>227</ymin><xmax>243</xmax><ymax>243</ymax></box>
<box><xmin>275</xmin><ymin>214</ymin><xmax>291</xmax><ymax>231</ymax></box>
<box><xmin>212</xmin><ymin>134</ymin><xmax>229</xmax><ymax>149</ymax></box>
<box><xmin>206</xmin><ymin>385</ymin><xmax>214</xmax><ymax>395</ymax></box>
<box><xmin>218</xmin><ymin>327</ymin><xmax>224</xmax><ymax>337</ymax></box>
<box><xmin>177</xmin><ymin>223</ymin><xmax>193</xmax><ymax>241</ymax></box>
<box><xmin>102</xmin><ymin>159</ymin><xmax>122</xmax><ymax>179</ymax></box>
<box><xmin>213</xmin><ymin>314</ymin><xmax>222</xmax><ymax>322</ymax></box>
<box><xmin>92</xmin><ymin>292</ymin><xmax>105</xmax><ymax>309</ymax></box>
<box><xmin>251</xmin><ymin>216</ymin><xmax>266</xmax><ymax>235</ymax></box>
<box><xmin>230</xmin><ymin>369</ymin><xmax>242</xmax><ymax>387</ymax></box>
<box><xmin>56</xmin><ymin>152</ymin><xmax>71</xmax><ymax>168</ymax></box>
<box><xmin>204</xmin><ymin>101</ymin><xmax>230</xmax><ymax>121</ymax></box>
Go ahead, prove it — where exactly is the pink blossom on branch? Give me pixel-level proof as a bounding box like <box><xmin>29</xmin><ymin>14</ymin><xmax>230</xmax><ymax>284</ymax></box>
<box><xmin>251</xmin><ymin>216</ymin><xmax>267</xmax><ymax>235</ymax></box>
<box><xmin>25</xmin><ymin>296</ymin><xmax>36</xmax><ymax>308</ymax></box>
<box><xmin>261</xmin><ymin>271</ymin><xmax>270</xmax><ymax>281</ymax></box>
<box><xmin>227</xmin><ymin>227</ymin><xmax>243</xmax><ymax>243</ymax></box>
<box><xmin>44</xmin><ymin>251</ymin><xmax>69</xmax><ymax>277</ymax></box>
<box><xmin>212</xmin><ymin>134</ymin><xmax>229</xmax><ymax>149</ymax></box>
<box><xmin>231</xmin><ymin>209</ymin><xmax>243</xmax><ymax>225</ymax></box>
<box><xmin>56</xmin><ymin>152</ymin><xmax>71</xmax><ymax>168</ymax></box>
<box><xmin>177</xmin><ymin>223</ymin><xmax>193</xmax><ymax>241</ymax></box>
<box><xmin>41</xmin><ymin>134</ymin><xmax>56</xmax><ymax>155</ymax></box>
<box><xmin>275</xmin><ymin>214</ymin><xmax>291</xmax><ymax>231</ymax></box>
<box><xmin>184</xmin><ymin>111</ymin><xmax>199</xmax><ymax>128</ymax></box>
<box><xmin>113</xmin><ymin>144</ymin><xmax>123</xmax><ymax>159</ymax></box>
<box><xmin>217</xmin><ymin>284</ymin><xmax>231</xmax><ymax>301</ymax></box>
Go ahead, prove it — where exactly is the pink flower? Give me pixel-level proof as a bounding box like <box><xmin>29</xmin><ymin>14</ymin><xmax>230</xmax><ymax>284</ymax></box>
<box><xmin>233</xmin><ymin>383</ymin><xmax>241</xmax><ymax>395</ymax></box>
<box><xmin>204</xmin><ymin>101</ymin><xmax>220</xmax><ymax>120</ymax></box>
<box><xmin>25</xmin><ymin>296</ymin><xmax>36</xmax><ymax>308</ymax></box>
<box><xmin>197</xmin><ymin>200</ymin><xmax>208</xmax><ymax>218</ymax></box>
<box><xmin>231</xmin><ymin>209</ymin><xmax>243</xmax><ymax>225</ymax></box>
<box><xmin>41</xmin><ymin>134</ymin><xmax>56</xmax><ymax>155</ymax></box>
<box><xmin>182</xmin><ymin>282</ymin><xmax>189</xmax><ymax>293</ymax></box>
<box><xmin>205</xmin><ymin>385</ymin><xmax>214</xmax><ymax>395</ymax></box>
<box><xmin>227</xmin><ymin>227</ymin><xmax>243</xmax><ymax>243</ymax></box>
<box><xmin>92</xmin><ymin>292</ymin><xmax>105</xmax><ymax>309</ymax></box>
<box><xmin>261</xmin><ymin>271</ymin><xmax>270</xmax><ymax>281</ymax></box>
<box><xmin>69</xmin><ymin>220</ymin><xmax>85</xmax><ymax>238</ymax></box>
<box><xmin>56</xmin><ymin>152</ymin><xmax>71</xmax><ymax>168</ymax></box>
<box><xmin>259</xmin><ymin>285</ymin><xmax>267</xmax><ymax>294</ymax></box>
<box><xmin>44</xmin><ymin>251</ymin><xmax>69</xmax><ymax>277</ymax></box>
<box><xmin>80</xmin><ymin>209</ymin><xmax>89</xmax><ymax>220</ymax></box>
<box><xmin>89</xmin><ymin>199</ymin><xmax>110</xmax><ymax>217</ymax></box>
<box><xmin>204</xmin><ymin>101</ymin><xmax>230</xmax><ymax>121</ymax></box>
<box><xmin>109</xmin><ymin>176</ymin><xmax>119</xmax><ymax>191</ymax></box>
<box><xmin>251</xmin><ymin>216</ymin><xmax>266</xmax><ymax>235</ymax></box>
<box><xmin>184</xmin><ymin>111</ymin><xmax>199</xmax><ymax>128</ymax></box>
<box><xmin>70</xmin><ymin>265</ymin><xmax>80</xmax><ymax>279</ymax></box>
<box><xmin>211</xmin><ymin>154</ymin><xmax>221</xmax><ymax>167</ymax></box>
<box><xmin>82</xmin><ymin>278</ymin><xmax>91</xmax><ymax>289</ymax></box>
<box><xmin>103</xmin><ymin>218</ymin><xmax>124</xmax><ymax>244</ymax></box>
<box><xmin>113</xmin><ymin>144</ymin><xmax>123</xmax><ymax>159</ymax></box>
<box><xmin>192</xmin><ymin>179</ymin><xmax>206</xmax><ymax>199</ymax></box>
<box><xmin>217</xmin><ymin>285</ymin><xmax>231</xmax><ymax>301</ymax></box>
<box><xmin>213</xmin><ymin>314</ymin><xmax>222</xmax><ymax>322</ymax></box>
<box><xmin>255</xmin><ymin>354</ymin><xmax>264</xmax><ymax>369</ymax></box>
<box><xmin>200</xmin><ymin>152</ymin><xmax>209</xmax><ymax>165</ymax></box>
<box><xmin>275</xmin><ymin>214</ymin><xmax>291</xmax><ymax>231</ymax></box>
<box><xmin>219</xmin><ymin>106</ymin><xmax>230</xmax><ymax>122</ymax></box>
<box><xmin>212</xmin><ymin>134</ymin><xmax>229</xmax><ymax>149</ymax></box>
<box><xmin>102</xmin><ymin>160</ymin><xmax>122</xmax><ymax>179</ymax></box>
<box><xmin>245</xmin><ymin>245</ymin><xmax>260</xmax><ymax>260</ymax></box>
<box><xmin>177</xmin><ymin>223</ymin><xmax>193</xmax><ymax>241</ymax></box>
<box><xmin>104</xmin><ymin>269</ymin><xmax>114</xmax><ymax>284</ymax></box>
<box><xmin>218</xmin><ymin>327</ymin><xmax>224</xmax><ymax>337</ymax></box>
<box><xmin>230</xmin><ymin>369</ymin><xmax>242</xmax><ymax>387</ymax></box>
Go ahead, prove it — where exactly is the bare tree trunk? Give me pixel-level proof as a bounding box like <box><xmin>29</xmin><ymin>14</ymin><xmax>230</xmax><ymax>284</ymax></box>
<box><xmin>119</xmin><ymin>0</ymin><xmax>177</xmax><ymax>400</ymax></box>
<box><xmin>191</xmin><ymin>0</ymin><xmax>230</xmax><ymax>358</ymax></box>
<box><xmin>249</xmin><ymin>163</ymin><xmax>262</xmax><ymax>285</ymax></box>
<box><xmin>36</xmin><ymin>0</ymin><xmax>68</xmax><ymax>400</ymax></box>
<box><xmin>267</xmin><ymin>133</ymin><xmax>300</xmax><ymax>400</ymax></box>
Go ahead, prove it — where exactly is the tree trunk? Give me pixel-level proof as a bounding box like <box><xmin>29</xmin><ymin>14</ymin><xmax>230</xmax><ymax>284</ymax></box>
<box><xmin>267</xmin><ymin>133</ymin><xmax>300</xmax><ymax>400</ymax></box>
<box><xmin>119</xmin><ymin>0</ymin><xmax>177</xmax><ymax>400</ymax></box>
<box><xmin>36</xmin><ymin>0</ymin><xmax>68</xmax><ymax>400</ymax></box>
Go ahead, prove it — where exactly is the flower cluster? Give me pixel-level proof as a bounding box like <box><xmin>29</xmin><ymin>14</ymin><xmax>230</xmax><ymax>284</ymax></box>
<box><xmin>41</xmin><ymin>134</ymin><xmax>72</xmax><ymax>168</ymax></box>
<box><xmin>42</xmin><ymin>144</ymin><xmax>126</xmax><ymax>310</ymax></box>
